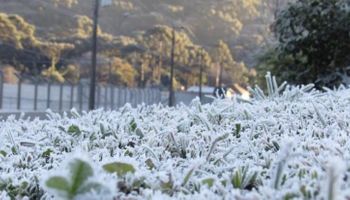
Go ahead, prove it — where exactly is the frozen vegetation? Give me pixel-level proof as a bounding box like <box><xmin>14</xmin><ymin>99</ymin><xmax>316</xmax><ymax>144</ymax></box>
<box><xmin>1</xmin><ymin>74</ymin><xmax>350</xmax><ymax>199</ymax></box>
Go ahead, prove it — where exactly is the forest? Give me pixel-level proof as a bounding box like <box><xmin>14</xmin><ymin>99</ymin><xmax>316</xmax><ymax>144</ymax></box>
<box><xmin>0</xmin><ymin>0</ymin><xmax>289</xmax><ymax>89</ymax></box>
<box><xmin>4</xmin><ymin>0</ymin><xmax>348</xmax><ymax>89</ymax></box>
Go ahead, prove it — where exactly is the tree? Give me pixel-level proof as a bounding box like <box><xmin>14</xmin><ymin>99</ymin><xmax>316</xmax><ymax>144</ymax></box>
<box><xmin>104</xmin><ymin>57</ymin><xmax>137</xmax><ymax>86</ymax></box>
<box><xmin>39</xmin><ymin>42</ymin><xmax>74</xmax><ymax>82</ymax></box>
<box><xmin>0</xmin><ymin>13</ymin><xmax>37</xmax><ymax>49</ymax></box>
<box><xmin>268</xmin><ymin>0</ymin><xmax>350</xmax><ymax>87</ymax></box>
<box><xmin>135</xmin><ymin>25</ymin><xmax>212</xmax><ymax>88</ymax></box>
<box><xmin>211</xmin><ymin>40</ymin><xmax>249</xmax><ymax>86</ymax></box>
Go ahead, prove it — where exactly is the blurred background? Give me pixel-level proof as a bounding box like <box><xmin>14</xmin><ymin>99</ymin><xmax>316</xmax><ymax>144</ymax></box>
<box><xmin>2</xmin><ymin>0</ymin><xmax>327</xmax><ymax>112</ymax></box>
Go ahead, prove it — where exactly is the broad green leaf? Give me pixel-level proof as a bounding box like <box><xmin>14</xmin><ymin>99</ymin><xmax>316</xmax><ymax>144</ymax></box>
<box><xmin>42</xmin><ymin>149</ymin><xmax>53</xmax><ymax>158</ymax></box>
<box><xmin>161</xmin><ymin>181</ymin><xmax>173</xmax><ymax>192</ymax></box>
<box><xmin>0</xmin><ymin>150</ymin><xmax>7</xmax><ymax>157</ymax></box>
<box><xmin>68</xmin><ymin>125</ymin><xmax>81</xmax><ymax>136</ymax></box>
<box><xmin>46</xmin><ymin>176</ymin><xmax>70</xmax><ymax>192</ymax></box>
<box><xmin>103</xmin><ymin>162</ymin><xmax>135</xmax><ymax>176</ymax></box>
<box><xmin>201</xmin><ymin>178</ymin><xmax>214</xmax><ymax>188</ymax></box>
<box><xmin>69</xmin><ymin>159</ymin><xmax>94</xmax><ymax>195</ymax></box>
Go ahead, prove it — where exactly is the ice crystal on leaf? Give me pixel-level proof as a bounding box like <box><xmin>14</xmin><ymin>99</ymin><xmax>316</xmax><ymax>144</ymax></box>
<box><xmin>1</xmin><ymin>73</ymin><xmax>350</xmax><ymax>199</ymax></box>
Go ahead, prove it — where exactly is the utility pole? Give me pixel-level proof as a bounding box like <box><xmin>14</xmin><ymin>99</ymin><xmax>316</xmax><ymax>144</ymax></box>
<box><xmin>157</xmin><ymin>41</ymin><xmax>163</xmax><ymax>85</ymax></box>
<box><xmin>199</xmin><ymin>48</ymin><xmax>203</xmax><ymax>102</ymax></box>
<box><xmin>169</xmin><ymin>27</ymin><xmax>176</xmax><ymax>107</ymax></box>
<box><xmin>89</xmin><ymin>0</ymin><xmax>101</xmax><ymax>110</ymax></box>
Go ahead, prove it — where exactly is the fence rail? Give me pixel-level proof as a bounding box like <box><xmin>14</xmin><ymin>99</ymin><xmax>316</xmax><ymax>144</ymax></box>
<box><xmin>0</xmin><ymin>72</ymin><xmax>161</xmax><ymax>112</ymax></box>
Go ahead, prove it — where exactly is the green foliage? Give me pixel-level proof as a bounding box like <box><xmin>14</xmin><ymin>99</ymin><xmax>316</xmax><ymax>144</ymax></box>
<box><xmin>0</xmin><ymin>150</ymin><xmax>7</xmax><ymax>157</ymax></box>
<box><xmin>99</xmin><ymin>57</ymin><xmax>137</xmax><ymax>86</ymax></box>
<box><xmin>71</xmin><ymin>15</ymin><xmax>96</xmax><ymax>38</ymax></box>
<box><xmin>0</xmin><ymin>13</ymin><xmax>37</xmax><ymax>49</ymax></box>
<box><xmin>45</xmin><ymin>159</ymin><xmax>103</xmax><ymax>200</ymax></box>
<box><xmin>201</xmin><ymin>178</ymin><xmax>215</xmax><ymax>188</ymax></box>
<box><xmin>42</xmin><ymin>149</ymin><xmax>54</xmax><ymax>158</ymax></box>
<box><xmin>67</xmin><ymin>125</ymin><xmax>81</xmax><ymax>136</ymax></box>
<box><xmin>103</xmin><ymin>162</ymin><xmax>136</xmax><ymax>176</ymax></box>
<box><xmin>263</xmin><ymin>0</ymin><xmax>350</xmax><ymax>87</ymax></box>
<box><xmin>136</xmin><ymin>25</ymin><xmax>212</xmax><ymax>88</ymax></box>
<box><xmin>231</xmin><ymin>167</ymin><xmax>259</xmax><ymax>190</ymax></box>
<box><xmin>182</xmin><ymin>167</ymin><xmax>195</xmax><ymax>186</ymax></box>
<box><xmin>0</xmin><ymin>0</ymin><xmax>275</xmax><ymax>87</ymax></box>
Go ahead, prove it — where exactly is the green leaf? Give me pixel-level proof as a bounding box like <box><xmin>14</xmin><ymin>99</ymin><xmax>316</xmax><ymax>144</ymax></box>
<box><xmin>0</xmin><ymin>150</ymin><xmax>7</xmax><ymax>157</ymax></box>
<box><xmin>232</xmin><ymin>170</ymin><xmax>242</xmax><ymax>189</ymax></box>
<box><xmin>182</xmin><ymin>167</ymin><xmax>195</xmax><ymax>186</ymax></box>
<box><xmin>11</xmin><ymin>146</ymin><xmax>18</xmax><ymax>155</ymax></box>
<box><xmin>69</xmin><ymin>159</ymin><xmax>94</xmax><ymax>195</ymax></box>
<box><xmin>235</xmin><ymin>123</ymin><xmax>241</xmax><ymax>137</ymax></box>
<box><xmin>103</xmin><ymin>162</ymin><xmax>135</xmax><ymax>176</ymax></box>
<box><xmin>67</xmin><ymin>125</ymin><xmax>81</xmax><ymax>136</ymax></box>
<box><xmin>145</xmin><ymin>158</ymin><xmax>155</xmax><ymax>170</ymax></box>
<box><xmin>42</xmin><ymin>149</ymin><xmax>53</xmax><ymax>158</ymax></box>
<box><xmin>161</xmin><ymin>180</ymin><xmax>173</xmax><ymax>192</ymax></box>
<box><xmin>130</xmin><ymin>119</ymin><xmax>137</xmax><ymax>132</ymax></box>
<box><xmin>46</xmin><ymin>176</ymin><xmax>70</xmax><ymax>192</ymax></box>
<box><xmin>201</xmin><ymin>178</ymin><xmax>214</xmax><ymax>188</ymax></box>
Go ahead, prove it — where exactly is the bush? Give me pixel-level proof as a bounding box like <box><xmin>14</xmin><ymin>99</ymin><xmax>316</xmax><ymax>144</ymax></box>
<box><xmin>261</xmin><ymin>0</ymin><xmax>350</xmax><ymax>88</ymax></box>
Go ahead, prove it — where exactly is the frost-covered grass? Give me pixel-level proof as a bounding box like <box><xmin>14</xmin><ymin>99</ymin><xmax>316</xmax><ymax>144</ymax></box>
<box><xmin>2</xmin><ymin>77</ymin><xmax>350</xmax><ymax>199</ymax></box>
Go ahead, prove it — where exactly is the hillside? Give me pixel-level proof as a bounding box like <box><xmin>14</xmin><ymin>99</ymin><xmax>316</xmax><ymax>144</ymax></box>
<box><xmin>0</xmin><ymin>0</ymin><xmax>284</xmax><ymax>66</ymax></box>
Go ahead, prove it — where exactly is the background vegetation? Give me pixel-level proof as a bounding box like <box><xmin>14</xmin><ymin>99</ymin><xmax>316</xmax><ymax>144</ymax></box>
<box><xmin>0</xmin><ymin>0</ymin><xmax>291</xmax><ymax>89</ymax></box>
<box><xmin>4</xmin><ymin>0</ymin><xmax>349</xmax><ymax>90</ymax></box>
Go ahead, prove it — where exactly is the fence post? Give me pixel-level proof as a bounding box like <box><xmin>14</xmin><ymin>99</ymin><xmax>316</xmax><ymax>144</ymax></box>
<box><xmin>59</xmin><ymin>83</ymin><xmax>64</xmax><ymax>111</ymax></box>
<box><xmin>110</xmin><ymin>85</ymin><xmax>115</xmax><ymax>109</ymax></box>
<box><xmin>131</xmin><ymin>89</ymin><xmax>136</xmax><ymax>107</ymax></box>
<box><xmin>46</xmin><ymin>80</ymin><xmax>51</xmax><ymax>109</ymax></box>
<box><xmin>136</xmin><ymin>88</ymin><xmax>140</xmax><ymax>105</ymax></box>
<box><xmin>140</xmin><ymin>89</ymin><xmax>144</xmax><ymax>105</ymax></box>
<box><xmin>147</xmin><ymin>89</ymin><xmax>151</xmax><ymax>104</ymax></box>
<box><xmin>34</xmin><ymin>80</ymin><xmax>38</xmax><ymax>111</ymax></box>
<box><xmin>70</xmin><ymin>84</ymin><xmax>74</xmax><ymax>109</ymax></box>
<box><xmin>78</xmin><ymin>83</ymin><xmax>83</xmax><ymax>111</ymax></box>
<box><xmin>104</xmin><ymin>85</ymin><xmax>108</xmax><ymax>110</ymax></box>
<box><xmin>0</xmin><ymin>71</ymin><xmax>3</xmax><ymax>109</ymax></box>
<box><xmin>17</xmin><ymin>76</ymin><xmax>22</xmax><ymax>110</ymax></box>
<box><xmin>97</xmin><ymin>85</ymin><xmax>101</xmax><ymax>109</ymax></box>
<box><xmin>124</xmin><ymin>88</ymin><xmax>128</xmax><ymax>106</ymax></box>
<box><xmin>117</xmin><ymin>87</ymin><xmax>122</xmax><ymax>108</ymax></box>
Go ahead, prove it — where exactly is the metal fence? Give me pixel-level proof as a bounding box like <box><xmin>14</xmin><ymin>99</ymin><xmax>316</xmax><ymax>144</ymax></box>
<box><xmin>0</xmin><ymin>72</ymin><xmax>162</xmax><ymax>112</ymax></box>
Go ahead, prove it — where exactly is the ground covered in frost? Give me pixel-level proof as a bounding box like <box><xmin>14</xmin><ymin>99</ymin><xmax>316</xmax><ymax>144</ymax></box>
<box><xmin>1</xmin><ymin>82</ymin><xmax>350</xmax><ymax>200</ymax></box>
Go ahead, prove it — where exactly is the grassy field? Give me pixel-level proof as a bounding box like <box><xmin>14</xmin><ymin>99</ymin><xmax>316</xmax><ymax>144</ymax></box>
<box><xmin>1</xmin><ymin>76</ymin><xmax>350</xmax><ymax>199</ymax></box>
